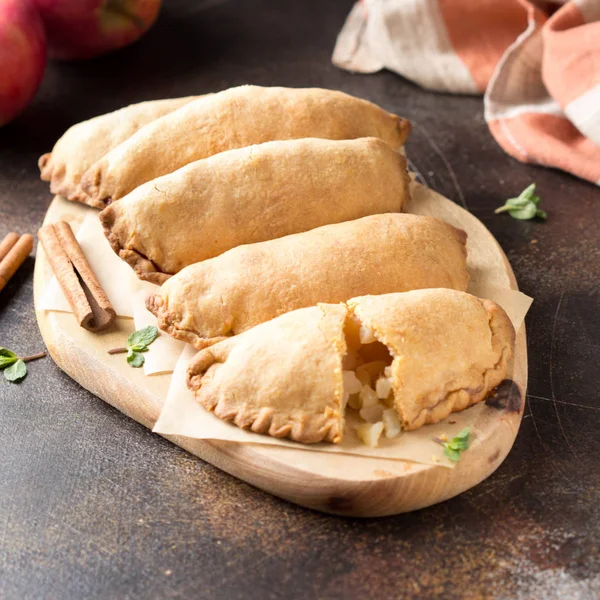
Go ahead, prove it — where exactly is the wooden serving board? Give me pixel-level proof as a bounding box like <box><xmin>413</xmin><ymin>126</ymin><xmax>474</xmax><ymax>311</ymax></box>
<box><xmin>34</xmin><ymin>190</ymin><xmax>527</xmax><ymax>518</ymax></box>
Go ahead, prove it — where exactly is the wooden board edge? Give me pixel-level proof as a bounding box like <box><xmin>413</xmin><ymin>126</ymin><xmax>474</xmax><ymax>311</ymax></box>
<box><xmin>34</xmin><ymin>285</ymin><xmax>527</xmax><ymax>518</ymax></box>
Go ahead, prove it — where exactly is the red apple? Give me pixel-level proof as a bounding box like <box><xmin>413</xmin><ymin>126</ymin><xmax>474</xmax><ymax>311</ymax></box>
<box><xmin>34</xmin><ymin>0</ymin><xmax>161</xmax><ymax>61</ymax></box>
<box><xmin>0</xmin><ymin>0</ymin><xmax>46</xmax><ymax>126</ymax></box>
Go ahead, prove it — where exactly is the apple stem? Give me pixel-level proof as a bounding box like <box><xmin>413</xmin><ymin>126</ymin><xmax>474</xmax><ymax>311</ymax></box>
<box><xmin>104</xmin><ymin>0</ymin><xmax>147</xmax><ymax>30</ymax></box>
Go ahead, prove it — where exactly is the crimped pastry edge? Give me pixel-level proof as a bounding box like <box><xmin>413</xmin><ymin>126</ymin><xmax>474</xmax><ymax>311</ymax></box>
<box><xmin>99</xmin><ymin>205</ymin><xmax>172</xmax><ymax>285</ymax></box>
<box><xmin>145</xmin><ymin>294</ymin><xmax>227</xmax><ymax>350</ymax></box>
<box><xmin>39</xmin><ymin>153</ymin><xmax>103</xmax><ymax>208</ymax></box>
<box><xmin>186</xmin><ymin>304</ymin><xmax>347</xmax><ymax>444</ymax></box>
<box><xmin>183</xmin><ymin>294</ymin><xmax>516</xmax><ymax>444</ymax></box>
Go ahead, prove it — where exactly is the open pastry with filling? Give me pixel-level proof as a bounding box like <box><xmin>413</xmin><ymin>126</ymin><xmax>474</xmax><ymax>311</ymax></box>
<box><xmin>146</xmin><ymin>213</ymin><xmax>470</xmax><ymax>348</ymax></box>
<box><xmin>100</xmin><ymin>137</ymin><xmax>410</xmax><ymax>281</ymax></box>
<box><xmin>186</xmin><ymin>289</ymin><xmax>515</xmax><ymax>445</ymax></box>
<box><xmin>80</xmin><ymin>85</ymin><xmax>412</xmax><ymax>206</ymax></box>
<box><xmin>38</xmin><ymin>96</ymin><xmax>199</xmax><ymax>207</ymax></box>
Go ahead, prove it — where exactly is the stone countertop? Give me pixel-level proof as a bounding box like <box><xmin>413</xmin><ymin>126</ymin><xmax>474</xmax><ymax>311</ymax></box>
<box><xmin>1</xmin><ymin>1</ymin><xmax>599</xmax><ymax>598</ymax></box>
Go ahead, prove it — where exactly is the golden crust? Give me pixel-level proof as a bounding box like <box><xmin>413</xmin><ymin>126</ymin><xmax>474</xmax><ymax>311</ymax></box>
<box><xmin>186</xmin><ymin>304</ymin><xmax>348</xmax><ymax>444</ymax></box>
<box><xmin>99</xmin><ymin>137</ymin><xmax>411</xmax><ymax>280</ymax></box>
<box><xmin>184</xmin><ymin>290</ymin><xmax>515</xmax><ymax>444</ymax></box>
<box><xmin>348</xmin><ymin>289</ymin><xmax>515</xmax><ymax>430</ymax></box>
<box><xmin>80</xmin><ymin>85</ymin><xmax>412</xmax><ymax>206</ymax></box>
<box><xmin>38</xmin><ymin>97</ymin><xmax>198</xmax><ymax>208</ymax></box>
<box><xmin>146</xmin><ymin>214</ymin><xmax>469</xmax><ymax>349</ymax></box>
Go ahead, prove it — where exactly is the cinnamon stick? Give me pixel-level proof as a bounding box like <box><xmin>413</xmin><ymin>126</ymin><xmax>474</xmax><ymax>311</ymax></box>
<box><xmin>38</xmin><ymin>221</ymin><xmax>116</xmax><ymax>332</ymax></box>
<box><xmin>0</xmin><ymin>232</ymin><xmax>20</xmax><ymax>262</ymax></box>
<box><xmin>0</xmin><ymin>233</ymin><xmax>34</xmax><ymax>292</ymax></box>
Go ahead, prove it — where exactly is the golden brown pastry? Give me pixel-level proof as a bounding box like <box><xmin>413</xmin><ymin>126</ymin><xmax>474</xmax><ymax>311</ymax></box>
<box><xmin>100</xmin><ymin>137</ymin><xmax>410</xmax><ymax>282</ymax></box>
<box><xmin>186</xmin><ymin>289</ymin><xmax>514</xmax><ymax>444</ymax></box>
<box><xmin>347</xmin><ymin>289</ymin><xmax>515</xmax><ymax>432</ymax></box>
<box><xmin>39</xmin><ymin>96</ymin><xmax>198</xmax><ymax>207</ymax></box>
<box><xmin>80</xmin><ymin>85</ymin><xmax>412</xmax><ymax>206</ymax></box>
<box><xmin>187</xmin><ymin>304</ymin><xmax>348</xmax><ymax>444</ymax></box>
<box><xmin>146</xmin><ymin>214</ymin><xmax>469</xmax><ymax>349</ymax></box>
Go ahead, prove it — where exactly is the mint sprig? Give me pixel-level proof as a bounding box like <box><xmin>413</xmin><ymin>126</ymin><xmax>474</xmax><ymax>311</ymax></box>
<box><xmin>495</xmin><ymin>184</ymin><xmax>547</xmax><ymax>220</ymax></box>
<box><xmin>108</xmin><ymin>325</ymin><xmax>159</xmax><ymax>368</ymax></box>
<box><xmin>434</xmin><ymin>427</ymin><xmax>471</xmax><ymax>463</ymax></box>
<box><xmin>5</xmin><ymin>360</ymin><xmax>27</xmax><ymax>381</ymax></box>
<box><xmin>0</xmin><ymin>348</ymin><xmax>18</xmax><ymax>368</ymax></box>
<box><xmin>0</xmin><ymin>348</ymin><xmax>46</xmax><ymax>383</ymax></box>
<box><xmin>127</xmin><ymin>326</ymin><xmax>159</xmax><ymax>350</ymax></box>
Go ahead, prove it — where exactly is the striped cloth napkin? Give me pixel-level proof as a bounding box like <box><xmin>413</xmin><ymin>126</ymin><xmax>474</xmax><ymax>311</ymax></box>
<box><xmin>333</xmin><ymin>0</ymin><xmax>600</xmax><ymax>185</ymax></box>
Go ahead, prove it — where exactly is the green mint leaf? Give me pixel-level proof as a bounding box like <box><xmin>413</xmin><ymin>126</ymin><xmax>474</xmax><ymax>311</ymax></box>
<box><xmin>4</xmin><ymin>359</ymin><xmax>27</xmax><ymax>382</ymax></box>
<box><xmin>494</xmin><ymin>197</ymin><xmax>530</xmax><ymax>213</ymax></box>
<box><xmin>0</xmin><ymin>348</ymin><xmax>18</xmax><ymax>369</ymax></box>
<box><xmin>440</xmin><ymin>428</ymin><xmax>471</xmax><ymax>463</ymax></box>
<box><xmin>444</xmin><ymin>447</ymin><xmax>462</xmax><ymax>462</ymax></box>
<box><xmin>127</xmin><ymin>345</ymin><xmax>150</xmax><ymax>356</ymax></box>
<box><xmin>496</xmin><ymin>184</ymin><xmax>545</xmax><ymax>221</ymax></box>
<box><xmin>508</xmin><ymin>203</ymin><xmax>538</xmax><ymax>220</ymax></box>
<box><xmin>0</xmin><ymin>356</ymin><xmax>17</xmax><ymax>369</ymax></box>
<box><xmin>505</xmin><ymin>196</ymin><xmax>531</xmax><ymax>209</ymax></box>
<box><xmin>449</xmin><ymin>440</ymin><xmax>469</xmax><ymax>451</ymax></box>
<box><xmin>127</xmin><ymin>325</ymin><xmax>158</xmax><ymax>351</ymax></box>
<box><xmin>129</xmin><ymin>343</ymin><xmax>150</xmax><ymax>352</ymax></box>
<box><xmin>454</xmin><ymin>427</ymin><xmax>471</xmax><ymax>442</ymax></box>
<box><xmin>519</xmin><ymin>183</ymin><xmax>536</xmax><ymax>201</ymax></box>
<box><xmin>127</xmin><ymin>351</ymin><xmax>145</xmax><ymax>368</ymax></box>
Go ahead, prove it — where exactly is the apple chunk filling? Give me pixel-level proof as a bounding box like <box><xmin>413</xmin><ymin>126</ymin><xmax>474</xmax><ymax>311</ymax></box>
<box><xmin>342</xmin><ymin>317</ymin><xmax>401</xmax><ymax>447</ymax></box>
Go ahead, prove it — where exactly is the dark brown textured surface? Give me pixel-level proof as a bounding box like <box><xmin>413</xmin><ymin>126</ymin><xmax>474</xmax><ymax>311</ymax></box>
<box><xmin>1</xmin><ymin>0</ymin><xmax>599</xmax><ymax>598</ymax></box>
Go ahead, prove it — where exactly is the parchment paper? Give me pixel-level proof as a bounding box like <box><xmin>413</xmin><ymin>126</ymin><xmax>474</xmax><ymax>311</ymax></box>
<box><xmin>129</xmin><ymin>278</ymin><xmax>187</xmax><ymax>375</ymax></box>
<box><xmin>153</xmin><ymin>283</ymin><xmax>531</xmax><ymax>468</ymax></box>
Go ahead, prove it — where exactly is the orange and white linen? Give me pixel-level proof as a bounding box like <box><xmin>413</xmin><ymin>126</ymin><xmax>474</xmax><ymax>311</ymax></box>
<box><xmin>333</xmin><ymin>0</ymin><xmax>600</xmax><ymax>185</ymax></box>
